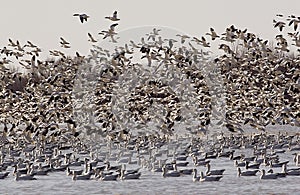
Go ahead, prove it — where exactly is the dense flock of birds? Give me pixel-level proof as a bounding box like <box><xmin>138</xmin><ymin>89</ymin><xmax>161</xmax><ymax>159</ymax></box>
<box><xmin>0</xmin><ymin>11</ymin><xmax>299</xmax><ymax>184</ymax></box>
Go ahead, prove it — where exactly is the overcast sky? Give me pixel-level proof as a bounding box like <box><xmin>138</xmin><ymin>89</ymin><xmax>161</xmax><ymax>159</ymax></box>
<box><xmin>1</xmin><ymin>0</ymin><xmax>300</xmax><ymax>58</ymax></box>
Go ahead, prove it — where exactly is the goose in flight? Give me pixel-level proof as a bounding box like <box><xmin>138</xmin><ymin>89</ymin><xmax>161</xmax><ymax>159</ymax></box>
<box><xmin>273</xmin><ymin>19</ymin><xmax>285</xmax><ymax>31</ymax></box>
<box><xmin>8</xmin><ymin>39</ymin><xmax>18</xmax><ymax>47</ymax></box>
<box><xmin>73</xmin><ymin>13</ymin><xmax>90</xmax><ymax>23</ymax></box>
<box><xmin>24</xmin><ymin>41</ymin><xmax>38</xmax><ymax>48</ymax></box>
<box><xmin>206</xmin><ymin>28</ymin><xmax>220</xmax><ymax>40</ymax></box>
<box><xmin>192</xmin><ymin>36</ymin><xmax>210</xmax><ymax>47</ymax></box>
<box><xmin>99</xmin><ymin>23</ymin><xmax>119</xmax><ymax>42</ymax></box>
<box><xmin>60</xmin><ymin>37</ymin><xmax>70</xmax><ymax>48</ymax></box>
<box><xmin>109</xmin><ymin>23</ymin><xmax>118</xmax><ymax>31</ymax></box>
<box><xmin>176</xmin><ymin>34</ymin><xmax>190</xmax><ymax>44</ymax></box>
<box><xmin>105</xmin><ymin>11</ymin><xmax>120</xmax><ymax>21</ymax></box>
<box><xmin>287</xmin><ymin>16</ymin><xmax>300</xmax><ymax>31</ymax></box>
<box><xmin>88</xmin><ymin>33</ymin><xmax>97</xmax><ymax>43</ymax></box>
<box><xmin>60</xmin><ymin>37</ymin><xmax>70</xmax><ymax>45</ymax></box>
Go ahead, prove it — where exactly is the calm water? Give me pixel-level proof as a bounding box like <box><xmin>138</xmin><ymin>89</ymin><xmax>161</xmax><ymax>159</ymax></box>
<box><xmin>1</xmin><ymin>125</ymin><xmax>300</xmax><ymax>195</ymax></box>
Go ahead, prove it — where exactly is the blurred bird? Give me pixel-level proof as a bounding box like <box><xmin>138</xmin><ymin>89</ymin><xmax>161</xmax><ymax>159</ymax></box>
<box><xmin>206</xmin><ymin>28</ymin><xmax>220</xmax><ymax>40</ymax></box>
<box><xmin>73</xmin><ymin>13</ymin><xmax>90</xmax><ymax>23</ymax></box>
<box><xmin>273</xmin><ymin>19</ymin><xmax>285</xmax><ymax>31</ymax></box>
<box><xmin>88</xmin><ymin>33</ymin><xmax>97</xmax><ymax>43</ymax></box>
<box><xmin>105</xmin><ymin>11</ymin><xmax>120</xmax><ymax>21</ymax></box>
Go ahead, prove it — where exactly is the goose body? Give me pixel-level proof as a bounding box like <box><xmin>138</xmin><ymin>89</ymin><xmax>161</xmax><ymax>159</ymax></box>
<box><xmin>66</xmin><ymin>167</ymin><xmax>83</xmax><ymax>176</ymax></box>
<box><xmin>260</xmin><ymin>169</ymin><xmax>278</xmax><ymax>180</ymax></box>
<box><xmin>200</xmin><ymin>171</ymin><xmax>222</xmax><ymax>182</ymax></box>
<box><xmin>120</xmin><ymin>169</ymin><xmax>141</xmax><ymax>180</ymax></box>
<box><xmin>237</xmin><ymin>167</ymin><xmax>259</xmax><ymax>176</ymax></box>
<box><xmin>99</xmin><ymin>172</ymin><xmax>118</xmax><ymax>181</ymax></box>
<box><xmin>245</xmin><ymin>161</ymin><xmax>260</xmax><ymax>169</ymax></box>
<box><xmin>72</xmin><ymin>171</ymin><xmax>92</xmax><ymax>180</ymax></box>
<box><xmin>206</xmin><ymin>163</ymin><xmax>225</xmax><ymax>176</ymax></box>
<box><xmin>73</xmin><ymin>13</ymin><xmax>89</xmax><ymax>23</ymax></box>
<box><xmin>15</xmin><ymin>172</ymin><xmax>37</xmax><ymax>181</ymax></box>
<box><xmin>162</xmin><ymin>166</ymin><xmax>180</xmax><ymax>177</ymax></box>
<box><xmin>0</xmin><ymin>172</ymin><xmax>9</xmax><ymax>179</ymax></box>
<box><xmin>105</xmin><ymin>11</ymin><xmax>120</xmax><ymax>21</ymax></box>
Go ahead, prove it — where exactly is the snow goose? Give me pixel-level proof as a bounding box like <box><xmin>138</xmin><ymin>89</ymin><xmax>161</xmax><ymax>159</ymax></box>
<box><xmin>105</xmin><ymin>11</ymin><xmax>120</xmax><ymax>21</ymax></box>
<box><xmin>73</xmin><ymin>13</ymin><xmax>89</xmax><ymax>23</ymax></box>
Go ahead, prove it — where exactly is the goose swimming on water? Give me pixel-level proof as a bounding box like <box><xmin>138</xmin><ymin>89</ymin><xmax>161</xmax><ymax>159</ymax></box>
<box><xmin>162</xmin><ymin>165</ymin><xmax>180</xmax><ymax>178</ymax></box>
<box><xmin>200</xmin><ymin>171</ymin><xmax>222</xmax><ymax>182</ymax></box>
<box><xmin>0</xmin><ymin>172</ymin><xmax>9</xmax><ymax>179</ymax></box>
<box><xmin>260</xmin><ymin>169</ymin><xmax>278</xmax><ymax>180</ymax></box>
<box><xmin>120</xmin><ymin>169</ymin><xmax>141</xmax><ymax>180</ymax></box>
<box><xmin>98</xmin><ymin>171</ymin><xmax>118</xmax><ymax>181</ymax></box>
<box><xmin>15</xmin><ymin>171</ymin><xmax>37</xmax><ymax>181</ymax></box>
<box><xmin>245</xmin><ymin>161</ymin><xmax>260</xmax><ymax>169</ymax></box>
<box><xmin>72</xmin><ymin>171</ymin><xmax>92</xmax><ymax>180</ymax></box>
<box><xmin>206</xmin><ymin>163</ymin><xmax>225</xmax><ymax>176</ymax></box>
<box><xmin>237</xmin><ymin>167</ymin><xmax>259</xmax><ymax>176</ymax></box>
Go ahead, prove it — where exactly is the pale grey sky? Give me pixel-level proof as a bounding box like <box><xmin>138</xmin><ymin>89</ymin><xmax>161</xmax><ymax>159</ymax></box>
<box><xmin>1</xmin><ymin>0</ymin><xmax>300</xmax><ymax>57</ymax></box>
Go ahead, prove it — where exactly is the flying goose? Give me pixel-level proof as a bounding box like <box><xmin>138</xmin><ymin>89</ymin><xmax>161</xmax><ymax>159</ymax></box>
<box><xmin>105</xmin><ymin>11</ymin><xmax>120</xmax><ymax>21</ymax></box>
<box><xmin>88</xmin><ymin>33</ymin><xmax>97</xmax><ymax>43</ymax></box>
<box><xmin>73</xmin><ymin>13</ymin><xmax>90</xmax><ymax>23</ymax></box>
<box><xmin>273</xmin><ymin>19</ymin><xmax>285</xmax><ymax>31</ymax></box>
<box><xmin>287</xmin><ymin>15</ymin><xmax>300</xmax><ymax>31</ymax></box>
<box><xmin>206</xmin><ymin>28</ymin><xmax>220</xmax><ymax>40</ymax></box>
<box><xmin>176</xmin><ymin>34</ymin><xmax>190</xmax><ymax>44</ymax></box>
